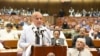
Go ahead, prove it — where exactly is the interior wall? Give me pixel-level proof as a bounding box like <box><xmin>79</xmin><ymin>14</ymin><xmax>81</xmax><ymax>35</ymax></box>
<box><xmin>0</xmin><ymin>0</ymin><xmax>100</xmax><ymax>15</ymax></box>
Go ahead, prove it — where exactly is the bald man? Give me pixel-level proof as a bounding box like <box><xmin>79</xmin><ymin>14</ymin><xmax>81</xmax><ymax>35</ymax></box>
<box><xmin>18</xmin><ymin>12</ymin><xmax>52</xmax><ymax>56</ymax></box>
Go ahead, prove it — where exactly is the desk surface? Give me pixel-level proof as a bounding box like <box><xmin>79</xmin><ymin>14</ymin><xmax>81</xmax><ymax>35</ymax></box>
<box><xmin>0</xmin><ymin>49</ymin><xmax>17</xmax><ymax>56</ymax></box>
<box><xmin>0</xmin><ymin>48</ymin><xmax>98</xmax><ymax>56</ymax></box>
<box><xmin>3</xmin><ymin>40</ymin><xmax>18</xmax><ymax>49</ymax></box>
<box><xmin>66</xmin><ymin>39</ymin><xmax>100</xmax><ymax>48</ymax></box>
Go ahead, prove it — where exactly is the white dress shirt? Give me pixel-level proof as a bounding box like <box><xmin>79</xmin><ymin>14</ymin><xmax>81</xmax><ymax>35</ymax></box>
<box><xmin>0</xmin><ymin>29</ymin><xmax>19</xmax><ymax>40</ymax></box>
<box><xmin>67</xmin><ymin>48</ymin><xmax>93</xmax><ymax>56</ymax></box>
<box><xmin>18</xmin><ymin>24</ymin><xmax>52</xmax><ymax>56</ymax></box>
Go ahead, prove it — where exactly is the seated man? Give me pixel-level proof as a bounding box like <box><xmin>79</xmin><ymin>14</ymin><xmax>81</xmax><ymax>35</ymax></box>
<box><xmin>0</xmin><ymin>23</ymin><xmax>18</xmax><ymax>40</ymax></box>
<box><xmin>68</xmin><ymin>38</ymin><xmax>93</xmax><ymax>56</ymax></box>
<box><xmin>51</xmin><ymin>30</ymin><xmax>67</xmax><ymax>46</ymax></box>
<box><xmin>89</xmin><ymin>25</ymin><xmax>100</xmax><ymax>39</ymax></box>
<box><xmin>51</xmin><ymin>25</ymin><xmax>66</xmax><ymax>39</ymax></box>
<box><xmin>72</xmin><ymin>27</ymin><xmax>94</xmax><ymax>48</ymax></box>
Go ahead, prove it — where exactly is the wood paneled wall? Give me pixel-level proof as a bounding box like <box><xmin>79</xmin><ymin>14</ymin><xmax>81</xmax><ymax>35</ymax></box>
<box><xmin>0</xmin><ymin>0</ymin><xmax>100</xmax><ymax>15</ymax></box>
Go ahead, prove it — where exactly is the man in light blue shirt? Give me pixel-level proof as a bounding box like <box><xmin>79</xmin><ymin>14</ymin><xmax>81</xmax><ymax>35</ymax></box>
<box><xmin>18</xmin><ymin>12</ymin><xmax>52</xmax><ymax>56</ymax></box>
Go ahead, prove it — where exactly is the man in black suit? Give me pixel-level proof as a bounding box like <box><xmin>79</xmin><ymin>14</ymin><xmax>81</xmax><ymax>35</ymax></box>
<box><xmin>51</xmin><ymin>30</ymin><xmax>67</xmax><ymax>46</ymax></box>
<box><xmin>72</xmin><ymin>27</ymin><xmax>94</xmax><ymax>48</ymax></box>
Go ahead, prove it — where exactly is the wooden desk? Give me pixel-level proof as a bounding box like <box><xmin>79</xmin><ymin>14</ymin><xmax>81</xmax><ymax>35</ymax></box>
<box><xmin>66</xmin><ymin>39</ymin><xmax>72</xmax><ymax>48</ymax></box>
<box><xmin>66</xmin><ymin>39</ymin><xmax>100</xmax><ymax>48</ymax></box>
<box><xmin>90</xmin><ymin>48</ymin><xmax>98</xmax><ymax>56</ymax></box>
<box><xmin>93</xmin><ymin>39</ymin><xmax>100</xmax><ymax>48</ymax></box>
<box><xmin>0</xmin><ymin>48</ymin><xmax>98</xmax><ymax>56</ymax></box>
<box><xmin>0</xmin><ymin>49</ymin><xmax>17</xmax><ymax>56</ymax></box>
<box><xmin>2</xmin><ymin>40</ymin><xmax>18</xmax><ymax>49</ymax></box>
<box><xmin>31</xmin><ymin>46</ymin><xmax>67</xmax><ymax>56</ymax></box>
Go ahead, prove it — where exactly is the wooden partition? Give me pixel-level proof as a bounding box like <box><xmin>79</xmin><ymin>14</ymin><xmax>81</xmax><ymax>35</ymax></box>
<box><xmin>2</xmin><ymin>40</ymin><xmax>18</xmax><ymax>49</ymax></box>
<box><xmin>66</xmin><ymin>39</ymin><xmax>100</xmax><ymax>48</ymax></box>
<box><xmin>0</xmin><ymin>48</ymin><xmax>98</xmax><ymax>56</ymax></box>
<box><xmin>0</xmin><ymin>39</ymin><xmax>99</xmax><ymax>56</ymax></box>
<box><xmin>66</xmin><ymin>39</ymin><xmax>72</xmax><ymax>47</ymax></box>
<box><xmin>1</xmin><ymin>37</ymin><xmax>100</xmax><ymax>49</ymax></box>
<box><xmin>0</xmin><ymin>49</ymin><xmax>17</xmax><ymax>56</ymax></box>
<box><xmin>43</xmin><ymin>16</ymin><xmax>55</xmax><ymax>24</ymax></box>
<box><xmin>93</xmin><ymin>39</ymin><xmax>100</xmax><ymax>48</ymax></box>
<box><xmin>31</xmin><ymin>46</ymin><xmax>67</xmax><ymax>56</ymax></box>
<box><xmin>0</xmin><ymin>0</ymin><xmax>100</xmax><ymax>15</ymax></box>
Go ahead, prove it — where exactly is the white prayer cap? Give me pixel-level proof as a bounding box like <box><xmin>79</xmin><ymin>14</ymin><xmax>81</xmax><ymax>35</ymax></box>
<box><xmin>77</xmin><ymin>38</ymin><xmax>86</xmax><ymax>44</ymax></box>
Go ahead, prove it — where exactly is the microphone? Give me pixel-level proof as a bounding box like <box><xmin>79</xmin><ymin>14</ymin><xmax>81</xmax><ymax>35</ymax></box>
<box><xmin>55</xmin><ymin>39</ymin><xmax>60</xmax><ymax>46</ymax></box>
<box><xmin>32</xmin><ymin>27</ymin><xmax>51</xmax><ymax>46</ymax></box>
<box><xmin>32</xmin><ymin>27</ymin><xmax>41</xmax><ymax>45</ymax></box>
<box><xmin>32</xmin><ymin>27</ymin><xmax>34</xmax><ymax>30</ymax></box>
<box><xmin>41</xmin><ymin>29</ymin><xmax>51</xmax><ymax>46</ymax></box>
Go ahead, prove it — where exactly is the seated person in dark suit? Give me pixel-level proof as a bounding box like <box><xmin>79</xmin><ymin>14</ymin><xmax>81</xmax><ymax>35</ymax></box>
<box><xmin>58</xmin><ymin>9</ymin><xmax>66</xmax><ymax>17</ymax></box>
<box><xmin>62</xmin><ymin>19</ymin><xmax>69</xmax><ymax>29</ymax></box>
<box><xmin>72</xmin><ymin>27</ymin><xmax>94</xmax><ymax>49</ymax></box>
<box><xmin>51</xmin><ymin>30</ymin><xmax>67</xmax><ymax>46</ymax></box>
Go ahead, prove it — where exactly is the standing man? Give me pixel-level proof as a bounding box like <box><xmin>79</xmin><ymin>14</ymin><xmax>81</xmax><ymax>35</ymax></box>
<box><xmin>18</xmin><ymin>12</ymin><xmax>52</xmax><ymax>56</ymax></box>
<box><xmin>69</xmin><ymin>7</ymin><xmax>75</xmax><ymax>17</ymax></box>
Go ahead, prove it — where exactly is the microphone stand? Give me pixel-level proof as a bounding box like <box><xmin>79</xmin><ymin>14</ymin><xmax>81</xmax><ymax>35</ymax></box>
<box><xmin>41</xmin><ymin>30</ymin><xmax>51</xmax><ymax>46</ymax></box>
<box><xmin>41</xmin><ymin>30</ymin><xmax>46</xmax><ymax>46</ymax></box>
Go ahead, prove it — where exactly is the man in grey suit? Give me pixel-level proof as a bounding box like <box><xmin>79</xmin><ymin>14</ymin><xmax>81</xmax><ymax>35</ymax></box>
<box><xmin>51</xmin><ymin>30</ymin><xmax>67</xmax><ymax>46</ymax></box>
<box><xmin>18</xmin><ymin>12</ymin><xmax>52</xmax><ymax>56</ymax></box>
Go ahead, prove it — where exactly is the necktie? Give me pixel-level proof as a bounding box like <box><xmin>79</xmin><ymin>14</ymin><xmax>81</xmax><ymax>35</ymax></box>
<box><xmin>78</xmin><ymin>51</ymin><xmax>81</xmax><ymax>56</ymax></box>
<box><xmin>35</xmin><ymin>27</ymin><xmax>40</xmax><ymax>44</ymax></box>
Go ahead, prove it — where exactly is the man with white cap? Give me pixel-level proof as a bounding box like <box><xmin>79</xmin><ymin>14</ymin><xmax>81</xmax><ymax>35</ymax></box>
<box><xmin>67</xmin><ymin>38</ymin><xmax>93</xmax><ymax>56</ymax></box>
<box><xmin>72</xmin><ymin>27</ymin><xmax>94</xmax><ymax>48</ymax></box>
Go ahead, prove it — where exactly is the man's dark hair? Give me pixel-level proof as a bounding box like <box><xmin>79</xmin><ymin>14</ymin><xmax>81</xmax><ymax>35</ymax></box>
<box><xmin>53</xmin><ymin>30</ymin><xmax>60</xmax><ymax>35</ymax></box>
<box><xmin>6</xmin><ymin>23</ymin><xmax>13</xmax><ymax>28</ymax></box>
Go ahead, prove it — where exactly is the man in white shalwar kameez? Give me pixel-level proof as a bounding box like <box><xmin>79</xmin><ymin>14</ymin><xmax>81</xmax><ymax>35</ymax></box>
<box><xmin>18</xmin><ymin>12</ymin><xmax>52</xmax><ymax>56</ymax></box>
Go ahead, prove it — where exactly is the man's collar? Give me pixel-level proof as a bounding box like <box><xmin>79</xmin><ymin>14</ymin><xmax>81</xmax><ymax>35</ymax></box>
<box><xmin>31</xmin><ymin>23</ymin><xmax>46</xmax><ymax>31</ymax></box>
<box><xmin>31</xmin><ymin>23</ymin><xmax>42</xmax><ymax>28</ymax></box>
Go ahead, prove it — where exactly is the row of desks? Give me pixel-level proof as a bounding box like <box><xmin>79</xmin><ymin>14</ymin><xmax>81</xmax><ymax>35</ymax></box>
<box><xmin>0</xmin><ymin>49</ymin><xmax>17</xmax><ymax>56</ymax></box>
<box><xmin>0</xmin><ymin>48</ymin><xmax>99</xmax><ymax>56</ymax></box>
<box><xmin>0</xmin><ymin>39</ymin><xmax>99</xmax><ymax>56</ymax></box>
<box><xmin>0</xmin><ymin>49</ymin><xmax>23</xmax><ymax>56</ymax></box>
<box><xmin>66</xmin><ymin>39</ymin><xmax>100</xmax><ymax>48</ymax></box>
<box><xmin>1</xmin><ymin>39</ymin><xmax>100</xmax><ymax>49</ymax></box>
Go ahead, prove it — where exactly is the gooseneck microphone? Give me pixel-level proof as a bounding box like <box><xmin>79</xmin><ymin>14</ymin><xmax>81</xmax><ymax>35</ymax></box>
<box><xmin>32</xmin><ymin>27</ymin><xmax>51</xmax><ymax>46</ymax></box>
